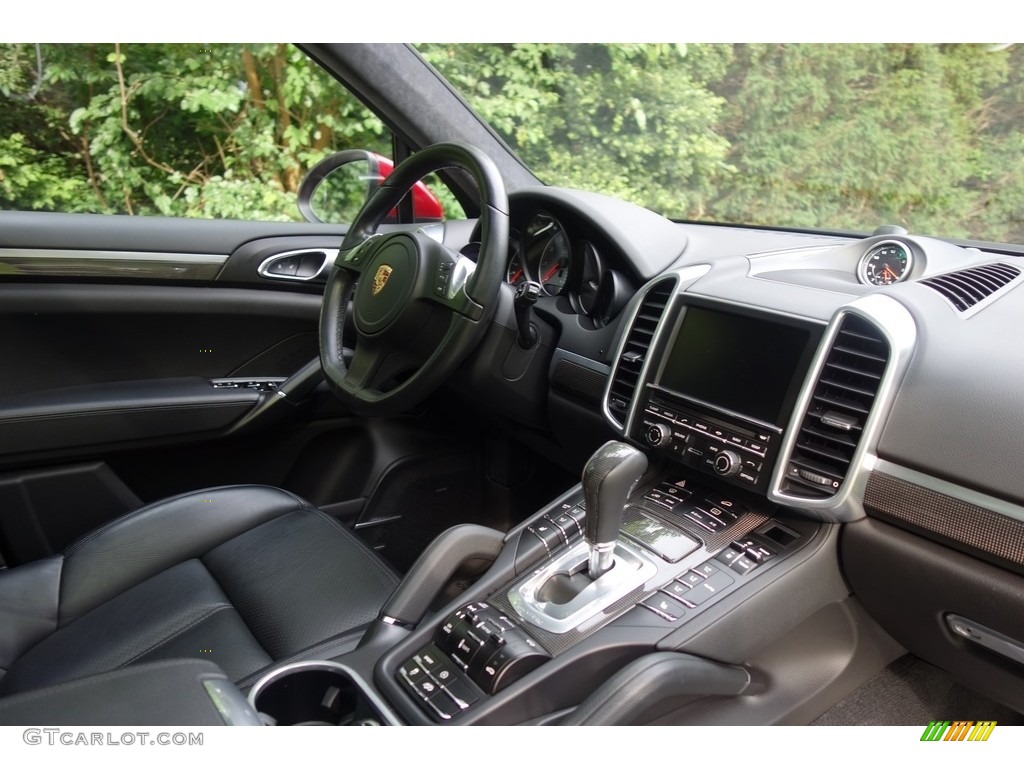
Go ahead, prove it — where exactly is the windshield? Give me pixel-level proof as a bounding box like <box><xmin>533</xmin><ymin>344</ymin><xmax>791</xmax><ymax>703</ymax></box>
<box><xmin>420</xmin><ymin>43</ymin><xmax>1024</xmax><ymax>244</ymax></box>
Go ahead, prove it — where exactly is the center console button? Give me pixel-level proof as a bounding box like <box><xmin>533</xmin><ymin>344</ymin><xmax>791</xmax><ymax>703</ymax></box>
<box><xmin>547</xmin><ymin>511</ymin><xmax>582</xmax><ymax>539</ymax></box>
<box><xmin>526</xmin><ymin>522</ymin><xmax>563</xmax><ymax>552</ymax></box>
<box><xmin>641</xmin><ymin>593</ymin><xmax>688</xmax><ymax>621</ymax></box>
<box><xmin>660</xmin><ymin>580</ymin><xmax>691</xmax><ymax>599</ymax></box>
<box><xmin>694</xmin><ymin>561</ymin><xmax>719</xmax><ymax>578</ymax></box>
<box><xmin>679</xmin><ymin>571</ymin><xmax>705</xmax><ymax>587</ymax></box>
<box><xmin>423</xmin><ymin>690</ymin><xmax>461</xmax><ymax>720</ymax></box>
<box><xmin>440</xmin><ymin>676</ymin><xmax>480</xmax><ymax>708</ymax></box>
<box><xmin>683</xmin><ymin>570</ymin><xmax>735</xmax><ymax>605</ymax></box>
<box><xmin>728</xmin><ymin>555</ymin><xmax>757</xmax><ymax>576</ymax></box>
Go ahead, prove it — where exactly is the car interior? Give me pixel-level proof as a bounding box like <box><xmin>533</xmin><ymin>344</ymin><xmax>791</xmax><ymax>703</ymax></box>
<box><xmin>1</xmin><ymin>43</ymin><xmax>1024</xmax><ymax>728</ymax></box>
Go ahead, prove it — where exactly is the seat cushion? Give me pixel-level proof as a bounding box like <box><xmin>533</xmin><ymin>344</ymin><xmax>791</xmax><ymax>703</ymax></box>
<box><xmin>0</xmin><ymin>486</ymin><xmax>399</xmax><ymax>697</ymax></box>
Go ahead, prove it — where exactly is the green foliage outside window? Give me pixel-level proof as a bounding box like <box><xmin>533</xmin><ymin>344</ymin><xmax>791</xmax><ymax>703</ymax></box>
<box><xmin>0</xmin><ymin>43</ymin><xmax>389</xmax><ymax>220</ymax></box>
<box><xmin>2</xmin><ymin>42</ymin><xmax>1023</xmax><ymax>244</ymax></box>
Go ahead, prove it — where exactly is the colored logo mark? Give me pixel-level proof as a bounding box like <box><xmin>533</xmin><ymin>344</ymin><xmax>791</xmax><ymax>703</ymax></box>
<box><xmin>920</xmin><ymin>720</ymin><xmax>996</xmax><ymax>742</ymax></box>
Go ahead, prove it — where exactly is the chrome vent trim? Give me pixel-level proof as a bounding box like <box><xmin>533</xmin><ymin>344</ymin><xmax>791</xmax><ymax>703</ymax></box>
<box><xmin>782</xmin><ymin>314</ymin><xmax>888</xmax><ymax>499</ymax></box>
<box><xmin>769</xmin><ymin>294</ymin><xmax>917</xmax><ymax>522</ymax></box>
<box><xmin>921</xmin><ymin>262</ymin><xmax>1021</xmax><ymax>314</ymax></box>
<box><xmin>603</xmin><ymin>277</ymin><xmax>677</xmax><ymax>430</ymax></box>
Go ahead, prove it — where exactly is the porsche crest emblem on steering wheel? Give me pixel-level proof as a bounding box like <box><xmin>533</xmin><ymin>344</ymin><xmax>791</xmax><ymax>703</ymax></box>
<box><xmin>371</xmin><ymin>264</ymin><xmax>393</xmax><ymax>296</ymax></box>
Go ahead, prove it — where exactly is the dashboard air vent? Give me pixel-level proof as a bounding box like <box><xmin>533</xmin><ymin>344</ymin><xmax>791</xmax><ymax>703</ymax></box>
<box><xmin>782</xmin><ymin>314</ymin><xmax>890</xmax><ymax>500</ymax></box>
<box><xmin>605</xmin><ymin>279</ymin><xmax>675</xmax><ymax>426</ymax></box>
<box><xmin>921</xmin><ymin>263</ymin><xmax>1020</xmax><ymax>312</ymax></box>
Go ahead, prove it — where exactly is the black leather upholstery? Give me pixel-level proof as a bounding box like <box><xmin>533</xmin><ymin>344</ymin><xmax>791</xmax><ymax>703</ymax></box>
<box><xmin>0</xmin><ymin>485</ymin><xmax>399</xmax><ymax>697</ymax></box>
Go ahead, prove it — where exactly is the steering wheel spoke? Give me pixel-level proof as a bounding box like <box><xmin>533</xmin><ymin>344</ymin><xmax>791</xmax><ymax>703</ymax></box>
<box><xmin>339</xmin><ymin>342</ymin><xmax>395</xmax><ymax>396</ymax></box>
<box><xmin>419</xmin><ymin>243</ymin><xmax>486</xmax><ymax>321</ymax></box>
<box><xmin>333</xmin><ymin>232</ymin><xmax>385</xmax><ymax>275</ymax></box>
<box><xmin>320</xmin><ymin>143</ymin><xmax>509</xmax><ymax>416</ymax></box>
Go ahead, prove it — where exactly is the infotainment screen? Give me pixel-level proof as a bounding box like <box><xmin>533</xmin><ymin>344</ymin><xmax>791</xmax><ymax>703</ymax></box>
<box><xmin>657</xmin><ymin>305</ymin><xmax>815</xmax><ymax>427</ymax></box>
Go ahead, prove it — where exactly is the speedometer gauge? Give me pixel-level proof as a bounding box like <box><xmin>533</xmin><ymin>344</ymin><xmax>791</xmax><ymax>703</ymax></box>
<box><xmin>525</xmin><ymin>211</ymin><xmax>572</xmax><ymax>296</ymax></box>
<box><xmin>858</xmin><ymin>241</ymin><xmax>913</xmax><ymax>286</ymax></box>
<box><xmin>538</xmin><ymin>234</ymin><xmax>570</xmax><ymax>295</ymax></box>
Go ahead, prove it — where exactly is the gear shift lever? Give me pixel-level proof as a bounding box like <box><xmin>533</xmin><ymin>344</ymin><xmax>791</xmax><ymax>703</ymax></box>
<box><xmin>582</xmin><ymin>441</ymin><xmax>648</xmax><ymax>579</ymax></box>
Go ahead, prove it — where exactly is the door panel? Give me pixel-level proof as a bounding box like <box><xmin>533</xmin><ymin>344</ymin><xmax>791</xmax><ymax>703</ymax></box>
<box><xmin>0</xmin><ymin>211</ymin><xmax>350</xmax><ymax>561</ymax></box>
<box><xmin>0</xmin><ymin>283</ymin><xmax>322</xmax><ymax>398</ymax></box>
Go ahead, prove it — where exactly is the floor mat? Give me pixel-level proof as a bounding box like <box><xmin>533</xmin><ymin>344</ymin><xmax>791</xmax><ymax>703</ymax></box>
<box><xmin>812</xmin><ymin>655</ymin><xmax>1024</xmax><ymax>725</ymax></box>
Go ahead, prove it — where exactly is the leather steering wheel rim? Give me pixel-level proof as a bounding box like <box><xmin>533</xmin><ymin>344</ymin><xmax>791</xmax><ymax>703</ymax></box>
<box><xmin>319</xmin><ymin>142</ymin><xmax>509</xmax><ymax>416</ymax></box>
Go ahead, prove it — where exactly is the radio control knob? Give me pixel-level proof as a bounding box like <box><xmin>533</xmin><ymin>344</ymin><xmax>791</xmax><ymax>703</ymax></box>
<box><xmin>645</xmin><ymin>423</ymin><xmax>672</xmax><ymax>448</ymax></box>
<box><xmin>713</xmin><ymin>450</ymin><xmax>741</xmax><ymax>477</ymax></box>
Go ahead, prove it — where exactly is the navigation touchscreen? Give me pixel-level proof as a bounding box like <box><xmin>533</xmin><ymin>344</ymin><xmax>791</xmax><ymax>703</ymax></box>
<box><xmin>657</xmin><ymin>305</ymin><xmax>817</xmax><ymax>427</ymax></box>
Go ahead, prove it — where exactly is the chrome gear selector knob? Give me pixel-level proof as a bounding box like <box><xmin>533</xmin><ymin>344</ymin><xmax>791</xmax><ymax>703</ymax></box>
<box><xmin>582</xmin><ymin>441</ymin><xmax>648</xmax><ymax>579</ymax></box>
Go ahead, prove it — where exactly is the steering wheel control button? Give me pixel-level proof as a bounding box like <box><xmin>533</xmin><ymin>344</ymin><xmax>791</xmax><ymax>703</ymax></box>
<box><xmin>641</xmin><ymin>593</ymin><xmax>688</xmax><ymax>621</ymax></box>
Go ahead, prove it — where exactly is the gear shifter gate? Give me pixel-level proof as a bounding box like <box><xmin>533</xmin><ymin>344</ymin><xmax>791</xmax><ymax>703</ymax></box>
<box><xmin>508</xmin><ymin>539</ymin><xmax>657</xmax><ymax>634</ymax></box>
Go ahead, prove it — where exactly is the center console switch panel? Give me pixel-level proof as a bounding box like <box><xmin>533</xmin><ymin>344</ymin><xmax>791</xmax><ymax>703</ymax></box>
<box><xmin>398</xmin><ymin>602</ymin><xmax>550</xmax><ymax>722</ymax></box>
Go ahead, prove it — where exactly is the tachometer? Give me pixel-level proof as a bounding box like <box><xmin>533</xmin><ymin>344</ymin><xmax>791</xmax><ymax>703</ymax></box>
<box><xmin>506</xmin><ymin>239</ymin><xmax>527</xmax><ymax>285</ymax></box>
<box><xmin>858</xmin><ymin>241</ymin><xmax>913</xmax><ymax>286</ymax></box>
<box><xmin>537</xmin><ymin>228</ymin><xmax>571</xmax><ymax>295</ymax></box>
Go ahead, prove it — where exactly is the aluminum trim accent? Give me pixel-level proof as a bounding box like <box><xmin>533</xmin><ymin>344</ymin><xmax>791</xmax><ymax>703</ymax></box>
<box><xmin>871</xmin><ymin>458</ymin><xmax>1024</xmax><ymax>525</ymax></box>
<box><xmin>447</xmin><ymin>254</ymin><xmax>476</xmax><ymax>300</ymax></box>
<box><xmin>257</xmin><ymin>248</ymin><xmax>338</xmax><ymax>282</ymax></box>
<box><xmin>0</xmin><ymin>248</ymin><xmax>226</xmax><ymax>281</ymax></box>
<box><xmin>507</xmin><ymin>538</ymin><xmax>658</xmax><ymax>634</ymax></box>
<box><xmin>768</xmin><ymin>293</ymin><xmax>918</xmax><ymax>522</ymax></box>
<box><xmin>602</xmin><ymin>266</ymin><xmax>712</xmax><ymax>433</ymax></box>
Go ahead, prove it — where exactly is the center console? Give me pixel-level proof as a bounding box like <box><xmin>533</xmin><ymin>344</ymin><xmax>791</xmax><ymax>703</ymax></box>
<box><xmin>364</xmin><ymin>298</ymin><xmax>836</xmax><ymax>724</ymax></box>
<box><xmin>378</xmin><ymin>455</ymin><xmax>820</xmax><ymax>724</ymax></box>
<box><xmin>249</xmin><ymin>297</ymin><xmax>843</xmax><ymax>725</ymax></box>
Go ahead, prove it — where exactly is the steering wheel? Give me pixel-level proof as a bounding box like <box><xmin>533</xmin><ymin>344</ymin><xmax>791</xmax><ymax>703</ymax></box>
<box><xmin>319</xmin><ymin>142</ymin><xmax>509</xmax><ymax>415</ymax></box>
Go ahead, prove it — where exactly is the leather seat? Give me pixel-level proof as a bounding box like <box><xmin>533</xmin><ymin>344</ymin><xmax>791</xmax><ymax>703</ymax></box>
<box><xmin>0</xmin><ymin>485</ymin><xmax>399</xmax><ymax>696</ymax></box>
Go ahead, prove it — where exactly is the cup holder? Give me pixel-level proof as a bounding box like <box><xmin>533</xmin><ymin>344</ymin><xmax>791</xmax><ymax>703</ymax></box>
<box><xmin>248</xmin><ymin>661</ymin><xmax>384</xmax><ymax>726</ymax></box>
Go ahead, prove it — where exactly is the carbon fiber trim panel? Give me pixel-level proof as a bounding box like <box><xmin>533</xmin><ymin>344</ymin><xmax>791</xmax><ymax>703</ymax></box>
<box><xmin>551</xmin><ymin>359</ymin><xmax>607</xmax><ymax>404</ymax></box>
<box><xmin>865</xmin><ymin>470</ymin><xmax>1024</xmax><ymax>571</ymax></box>
<box><xmin>630</xmin><ymin>498</ymin><xmax>769</xmax><ymax>552</ymax></box>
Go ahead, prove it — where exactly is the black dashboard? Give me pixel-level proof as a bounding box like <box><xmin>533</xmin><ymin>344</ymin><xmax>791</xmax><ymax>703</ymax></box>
<box><xmin>441</xmin><ymin>185</ymin><xmax>1024</xmax><ymax>721</ymax></box>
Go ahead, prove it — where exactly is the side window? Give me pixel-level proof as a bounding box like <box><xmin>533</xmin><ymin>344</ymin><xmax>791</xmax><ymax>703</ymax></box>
<box><xmin>0</xmin><ymin>43</ymin><xmax>395</xmax><ymax>222</ymax></box>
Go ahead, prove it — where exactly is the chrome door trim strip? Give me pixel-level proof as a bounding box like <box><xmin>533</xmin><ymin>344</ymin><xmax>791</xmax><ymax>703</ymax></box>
<box><xmin>0</xmin><ymin>248</ymin><xmax>227</xmax><ymax>281</ymax></box>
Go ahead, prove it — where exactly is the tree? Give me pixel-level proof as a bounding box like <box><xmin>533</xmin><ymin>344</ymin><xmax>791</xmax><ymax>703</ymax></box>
<box><xmin>419</xmin><ymin>43</ymin><xmax>734</xmax><ymax>219</ymax></box>
<box><xmin>0</xmin><ymin>43</ymin><xmax>389</xmax><ymax>220</ymax></box>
